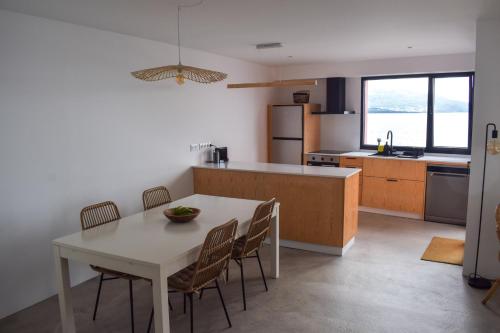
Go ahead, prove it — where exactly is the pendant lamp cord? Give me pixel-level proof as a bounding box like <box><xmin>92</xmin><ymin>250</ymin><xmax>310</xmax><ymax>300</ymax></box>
<box><xmin>177</xmin><ymin>0</ymin><xmax>206</xmax><ymax>65</ymax></box>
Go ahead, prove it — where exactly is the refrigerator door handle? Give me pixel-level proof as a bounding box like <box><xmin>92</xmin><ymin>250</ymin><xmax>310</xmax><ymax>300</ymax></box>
<box><xmin>272</xmin><ymin>137</ymin><xmax>303</xmax><ymax>140</ymax></box>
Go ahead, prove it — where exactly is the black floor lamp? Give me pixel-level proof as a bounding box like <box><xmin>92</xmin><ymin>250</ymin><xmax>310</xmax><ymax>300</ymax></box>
<box><xmin>468</xmin><ymin>122</ymin><xmax>498</xmax><ymax>289</ymax></box>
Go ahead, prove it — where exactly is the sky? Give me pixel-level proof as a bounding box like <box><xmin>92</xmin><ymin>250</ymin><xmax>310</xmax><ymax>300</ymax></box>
<box><xmin>368</xmin><ymin>76</ymin><xmax>470</xmax><ymax>102</ymax></box>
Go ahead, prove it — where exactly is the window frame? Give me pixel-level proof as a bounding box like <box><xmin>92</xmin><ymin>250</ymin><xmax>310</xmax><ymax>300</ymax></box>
<box><xmin>360</xmin><ymin>72</ymin><xmax>474</xmax><ymax>155</ymax></box>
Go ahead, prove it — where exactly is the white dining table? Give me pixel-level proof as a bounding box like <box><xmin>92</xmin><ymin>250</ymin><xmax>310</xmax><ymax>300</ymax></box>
<box><xmin>53</xmin><ymin>194</ymin><xmax>280</xmax><ymax>333</ymax></box>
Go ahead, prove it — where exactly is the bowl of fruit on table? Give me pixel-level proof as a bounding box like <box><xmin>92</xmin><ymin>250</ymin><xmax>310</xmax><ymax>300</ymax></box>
<box><xmin>163</xmin><ymin>206</ymin><xmax>201</xmax><ymax>223</ymax></box>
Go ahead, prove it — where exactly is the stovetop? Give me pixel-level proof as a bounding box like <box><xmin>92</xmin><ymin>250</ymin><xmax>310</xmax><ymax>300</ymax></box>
<box><xmin>308</xmin><ymin>150</ymin><xmax>351</xmax><ymax>155</ymax></box>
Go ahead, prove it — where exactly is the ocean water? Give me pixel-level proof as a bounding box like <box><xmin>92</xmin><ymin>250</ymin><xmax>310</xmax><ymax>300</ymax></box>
<box><xmin>365</xmin><ymin>112</ymin><xmax>469</xmax><ymax>148</ymax></box>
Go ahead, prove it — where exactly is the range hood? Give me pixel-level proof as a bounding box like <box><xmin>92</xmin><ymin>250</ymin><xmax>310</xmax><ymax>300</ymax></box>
<box><xmin>311</xmin><ymin>77</ymin><xmax>355</xmax><ymax>115</ymax></box>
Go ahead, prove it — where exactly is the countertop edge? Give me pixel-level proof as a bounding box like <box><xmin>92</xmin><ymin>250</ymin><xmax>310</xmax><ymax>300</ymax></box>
<box><xmin>192</xmin><ymin>164</ymin><xmax>361</xmax><ymax>179</ymax></box>
<box><xmin>338</xmin><ymin>152</ymin><xmax>470</xmax><ymax>165</ymax></box>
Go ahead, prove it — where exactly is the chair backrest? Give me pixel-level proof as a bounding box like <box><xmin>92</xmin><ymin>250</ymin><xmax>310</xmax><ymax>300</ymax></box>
<box><xmin>191</xmin><ymin>219</ymin><xmax>238</xmax><ymax>291</ymax></box>
<box><xmin>242</xmin><ymin>198</ymin><xmax>276</xmax><ymax>256</ymax></box>
<box><xmin>80</xmin><ymin>201</ymin><xmax>121</xmax><ymax>230</ymax></box>
<box><xmin>142</xmin><ymin>186</ymin><xmax>172</xmax><ymax>210</ymax></box>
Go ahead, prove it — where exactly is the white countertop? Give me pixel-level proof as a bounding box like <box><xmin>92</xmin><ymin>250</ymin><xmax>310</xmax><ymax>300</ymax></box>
<box><xmin>340</xmin><ymin>151</ymin><xmax>470</xmax><ymax>165</ymax></box>
<box><xmin>194</xmin><ymin>161</ymin><xmax>361</xmax><ymax>179</ymax></box>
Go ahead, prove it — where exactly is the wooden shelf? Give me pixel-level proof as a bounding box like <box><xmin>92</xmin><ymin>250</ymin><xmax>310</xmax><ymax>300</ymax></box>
<box><xmin>227</xmin><ymin>79</ymin><xmax>317</xmax><ymax>89</ymax></box>
<box><xmin>311</xmin><ymin>111</ymin><xmax>356</xmax><ymax>115</ymax></box>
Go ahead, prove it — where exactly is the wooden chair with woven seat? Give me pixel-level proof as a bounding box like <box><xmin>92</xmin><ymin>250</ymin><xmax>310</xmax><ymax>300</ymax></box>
<box><xmin>80</xmin><ymin>201</ymin><xmax>140</xmax><ymax>333</ymax></box>
<box><xmin>142</xmin><ymin>185</ymin><xmax>172</xmax><ymax>210</ymax></box>
<box><xmin>482</xmin><ymin>204</ymin><xmax>500</xmax><ymax>304</ymax></box>
<box><xmin>147</xmin><ymin>218</ymin><xmax>238</xmax><ymax>333</ymax></box>
<box><xmin>228</xmin><ymin>198</ymin><xmax>276</xmax><ymax>311</ymax></box>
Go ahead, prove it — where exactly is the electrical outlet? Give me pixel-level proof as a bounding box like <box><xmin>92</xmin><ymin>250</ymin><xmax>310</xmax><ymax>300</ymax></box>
<box><xmin>190</xmin><ymin>144</ymin><xmax>199</xmax><ymax>152</ymax></box>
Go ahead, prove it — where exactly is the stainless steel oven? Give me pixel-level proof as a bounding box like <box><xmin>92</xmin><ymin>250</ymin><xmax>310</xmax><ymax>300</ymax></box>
<box><xmin>306</xmin><ymin>150</ymin><xmax>349</xmax><ymax>167</ymax></box>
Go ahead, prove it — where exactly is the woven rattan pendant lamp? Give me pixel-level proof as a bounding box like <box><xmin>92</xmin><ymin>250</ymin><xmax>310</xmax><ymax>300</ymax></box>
<box><xmin>131</xmin><ymin>1</ymin><xmax>227</xmax><ymax>85</ymax></box>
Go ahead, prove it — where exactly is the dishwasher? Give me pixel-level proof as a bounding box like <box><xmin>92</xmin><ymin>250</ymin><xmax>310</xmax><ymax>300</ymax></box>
<box><xmin>425</xmin><ymin>165</ymin><xmax>470</xmax><ymax>226</ymax></box>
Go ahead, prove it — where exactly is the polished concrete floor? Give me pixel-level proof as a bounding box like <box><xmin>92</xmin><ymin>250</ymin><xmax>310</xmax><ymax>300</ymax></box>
<box><xmin>1</xmin><ymin>212</ymin><xmax>500</xmax><ymax>333</ymax></box>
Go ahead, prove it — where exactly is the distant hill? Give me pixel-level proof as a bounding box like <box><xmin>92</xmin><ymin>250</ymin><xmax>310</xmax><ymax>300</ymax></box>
<box><xmin>368</xmin><ymin>90</ymin><xmax>468</xmax><ymax>113</ymax></box>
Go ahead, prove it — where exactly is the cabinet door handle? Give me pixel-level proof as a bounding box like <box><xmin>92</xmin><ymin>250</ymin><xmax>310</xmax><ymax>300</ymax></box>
<box><xmin>346</xmin><ymin>157</ymin><xmax>357</xmax><ymax>160</ymax></box>
<box><xmin>387</xmin><ymin>178</ymin><xmax>399</xmax><ymax>182</ymax></box>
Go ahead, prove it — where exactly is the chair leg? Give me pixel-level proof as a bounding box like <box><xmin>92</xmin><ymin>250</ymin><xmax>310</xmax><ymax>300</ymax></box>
<box><xmin>183</xmin><ymin>293</ymin><xmax>187</xmax><ymax>314</ymax></box>
<box><xmin>199</xmin><ymin>288</ymin><xmax>204</xmax><ymax>300</ymax></box>
<box><xmin>128</xmin><ymin>280</ymin><xmax>135</xmax><ymax>333</ymax></box>
<box><xmin>226</xmin><ymin>265</ymin><xmax>229</xmax><ymax>283</ymax></box>
<box><xmin>188</xmin><ymin>293</ymin><xmax>194</xmax><ymax>333</ymax></box>
<box><xmin>92</xmin><ymin>273</ymin><xmax>104</xmax><ymax>321</ymax></box>
<box><xmin>147</xmin><ymin>308</ymin><xmax>154</xmax><ymax>333</ymax></box>
<box><xmin>256</xmin><ymin>250</ymin><xmax>268</xmax><ymax>292</ymax></box>
<box><xmin>239</xmin><ymin>259</ymin><xmax>247</xmax><ymax>310</ymax></box>
<box><xmin>482</xmin><ymin>279</ymin><xmax>500</xmax><ymax>304</ymax></box>
<box><xmin>215</xmin><ymin>279</ymin><xmax>232</xmax><ymax>328</ymax></box>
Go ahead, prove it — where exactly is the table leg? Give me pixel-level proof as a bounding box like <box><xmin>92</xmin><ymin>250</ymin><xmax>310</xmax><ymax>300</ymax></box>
<box><xmin>152</xmin><ymin>268</ymin><xmax>170</xmax><ymax>333</ymax></box>
<box><xmin>53</xmin><ymin>245</ymin><xmax>76</xmax><ymax>333</ymax></box>
<box><xmin>270</xmin><ymin>206</ymin><xmax>280</xmax><ymax>279</ymax></box>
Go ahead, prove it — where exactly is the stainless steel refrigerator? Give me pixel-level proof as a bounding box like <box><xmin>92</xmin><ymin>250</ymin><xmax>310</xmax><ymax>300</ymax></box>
<box><xmin>270</xmin><ymin>105</ymin><xmax>304</xmax><ymax>164</ymax></box>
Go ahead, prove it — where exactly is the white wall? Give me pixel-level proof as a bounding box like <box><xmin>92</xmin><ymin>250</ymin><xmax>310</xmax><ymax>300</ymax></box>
<box><xmin>0</xmin><ymin>9</ymin><xmax>274</xmax><ymax>319</ymax></box>
<box><xmin>274</xmin><ymin>54</ymin><xmax>475</xmax><ymax>150</ymax></box>
<box><xmin>463</xmin><ymin>20</ymin><xmax>500</xmax><ymax>279</ymax></box>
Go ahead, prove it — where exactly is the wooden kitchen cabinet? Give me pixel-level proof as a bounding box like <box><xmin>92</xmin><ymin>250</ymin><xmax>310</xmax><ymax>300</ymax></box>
<box><xmin>340</xmin><ymin>156</ymin><xmax>364</xmax><ymax>167</ymax></box>
<box><xmin>363</xmin><ymin>158</ymin><xmax>426</xmax><ymax>181</ymax></box>
<box><xmin>362</xmin><ymin>176</ymin><xmax>425</xmax><ymax>215</ymax></box>
<box><xmin>359</xmin><ymin>157</ymin><xmax>426</xmax><ymax>217</ymax></box>
<box><xmin>361</xmin><ymin>176</ymin><xmax>385</xmax><ymax>208</ymax></box>
<box><xmin>340</xmin><ymin>156</ymin><xmax>364</xmax><ymax>202</ymax></box>
<box><xmin>397</xmin><ymin>179</ymin><xmax>425</xmax><ymax>214</ymax></box>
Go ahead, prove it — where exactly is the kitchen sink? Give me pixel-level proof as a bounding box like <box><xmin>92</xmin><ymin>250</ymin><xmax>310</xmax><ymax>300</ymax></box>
<box><xmin>370</xmin><ymin>151</ymin><xmax>403</xmax><ymax>157</ymax></box>
<box><xmin>370</xmin><ymin>151</ymin><xmax>423</xmax><ymax>159</ymax></box>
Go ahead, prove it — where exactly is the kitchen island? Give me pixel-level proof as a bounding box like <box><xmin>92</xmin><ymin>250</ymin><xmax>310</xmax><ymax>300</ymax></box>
<box><xmin>193</xmin><ymin>161</ymin><xmax>360</xmax><ymax>255</ymax></box>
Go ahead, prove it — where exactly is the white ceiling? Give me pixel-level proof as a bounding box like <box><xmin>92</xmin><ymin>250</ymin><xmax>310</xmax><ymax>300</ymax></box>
<box><xmin>1</xmin><ymin>0</ymin><xmax>499</xmax><ymax>66</ymax></box>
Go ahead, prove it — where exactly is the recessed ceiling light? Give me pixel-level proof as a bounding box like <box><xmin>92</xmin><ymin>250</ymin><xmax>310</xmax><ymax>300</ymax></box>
<box><xmin>288</xmin><ymin>55</ymin><xmax>293</xmax><ymax>58</ymax></box>
<box><xmin>408</xmin><ymin>46</ymin><xmax>413</xmax><ymax>49</ymax></box>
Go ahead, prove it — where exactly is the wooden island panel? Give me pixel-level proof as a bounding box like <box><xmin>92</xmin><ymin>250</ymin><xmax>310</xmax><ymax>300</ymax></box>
<box><xmin>193</xmin><ymin>168</ymin><xmax>359</xmax><ymax>248</ymax></box>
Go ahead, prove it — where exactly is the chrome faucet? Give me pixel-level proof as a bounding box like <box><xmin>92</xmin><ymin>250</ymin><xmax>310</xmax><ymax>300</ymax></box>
<box><xmin>386</xmin><ymin>130</ymin><xmax>393</xmax><ymax>154</ymax></box>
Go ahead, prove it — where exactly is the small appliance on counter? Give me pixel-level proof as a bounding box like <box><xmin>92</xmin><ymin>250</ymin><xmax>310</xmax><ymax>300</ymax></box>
<box><xmin>206</xmin><ymin>145</ymin><xmax>229</xmax><ymax>164</ymax></box>
<box><xmin>215</xmin><ymin>147</ymin><xmax>228</xmax><ymax>162</ymax></box>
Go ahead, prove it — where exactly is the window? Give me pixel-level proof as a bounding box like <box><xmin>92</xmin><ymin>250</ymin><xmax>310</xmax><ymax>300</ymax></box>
<box><xmin>433</xmin><ymin>76</ymin><xmax>471</xmax><ymax>148</ymax></box>
<box><xmin>361</xmin><ymin>72</ymin><xmax>474</xmax><ymax>154</ymax></box>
